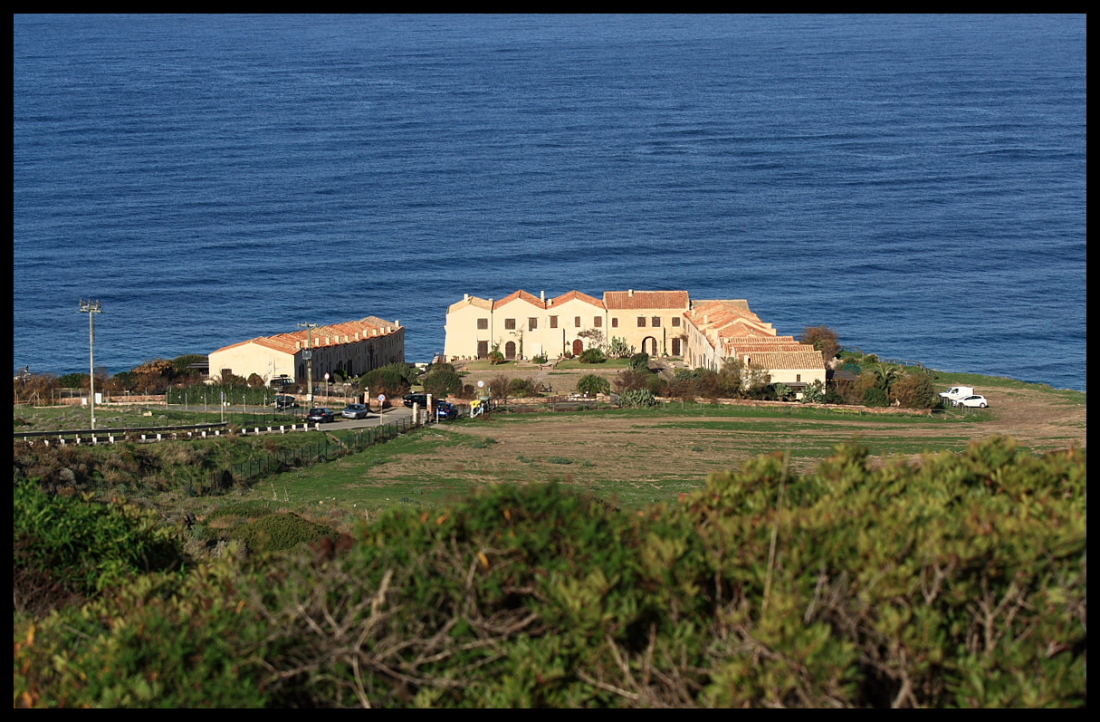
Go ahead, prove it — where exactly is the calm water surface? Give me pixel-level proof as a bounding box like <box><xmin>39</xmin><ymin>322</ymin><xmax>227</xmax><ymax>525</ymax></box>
<box><xmin>13</xmin><ymin>15</ymin><xmax>1086</xmax><ymax>390</ymax></box>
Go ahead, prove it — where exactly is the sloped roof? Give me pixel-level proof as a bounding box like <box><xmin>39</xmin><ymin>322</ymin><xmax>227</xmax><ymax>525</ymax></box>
<box><xmin>448</xmin><ymin>295</ymin><xmax>494</xmax><ymax>313</ymax></box>
<box><xmin>212</xmin><ymin>317</ymin><xmax>398</xmax><ymax>355</ymax></box>
<box><xmin>605</xmin><ymin>290</ymin><xmax>690</xmax><ymax>310</ymax></box>
<box><xmin>493</xmin><ymin>290</ymin><xmax>546</xmax><ymax>310</ymax></box>
<box><xmin>738</xmin><ymin>350</ymin><xmax>826</xmax><ymax>370</ymax></box>
<box><xmin>549</xmin><ymin>290</ymin><xmax>604</xmax><ymax>308</ymax></box>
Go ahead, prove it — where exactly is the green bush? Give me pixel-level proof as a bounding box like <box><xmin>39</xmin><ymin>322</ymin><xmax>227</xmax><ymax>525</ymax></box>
<box><xmin>422</xmin><ymin>369</ymin><xmax>462</xmax><ymax>398</ymax></box>
<box><xmin>576</xmin><ymin>374</ymin><xmax>611</xmax><ymax>396</ymax></box>
<box><xmin>890</xmin><ymin>371</ymin><xmax>940</xmax><ymax>409</ymax></box>
<box><xmin>862</xmin><ymin>386</ymin><xmax>889</xmax><ymax>407</ymax></box>
<box><xmin>628</xmin><ymin>352</ymin><xmax>650</xmax><ymax>371</ymax></box>
<box><xmin>15</xmin><ymin>438</ymin><xmax>1087</xmax><ymax>708</ymax></box>
<box><xmin>229</xmin><ymin>512</ymin><xmax>338</xmax><ymax>553</ymax></box>
<box><xmin>358</xmin><ymin>363</ymin><xmax>417</xmax><ymax>398</ymax></box>
<box><xmin>13</xmin><ymin>483</ymin><xmax>186</xmax><ymax>614</ymax></box>
<box><xmin>508</xmin><ymin>378</ymin><xmax>541</xmax><ymax>398</ymax></box>
<box><xmin>532</xmin><ymin>354</ymin><xmax>548</xmax><ymax>365</ymax></box>
<box><xmin>579</xmin><ymin>348</ymin><xmax>606</xmax><ymax>364</ymax></box>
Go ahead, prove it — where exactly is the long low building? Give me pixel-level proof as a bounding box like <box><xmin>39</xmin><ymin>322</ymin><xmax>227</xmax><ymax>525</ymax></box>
<box><xmin>209</xmin><ymin>317</ymin><xmax>405</xmax><ymax>386</ymax></box>
<box><xmin>444</xmin><ymin>289</ymin><xmax>825</xmax><ymax>389</ymax></box>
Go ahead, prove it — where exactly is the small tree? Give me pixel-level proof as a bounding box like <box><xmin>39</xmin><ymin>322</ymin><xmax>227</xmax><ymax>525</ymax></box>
<box><xmin>628</xmin><ymin>352</ymin><xmax>650</xmax><ymax>371</ymax></box>
<box><xmin>488</xmin><ymin>374</ymin><xmax>511</xmax><ymax>402</ymax></box>
<box><xmin>800</xmin><ymin>326</ymin><xmax>842</xmax><ymax>364</ymax></box>
<box><xmin>508</xmin><ymin>378</ymin><xmax>542</xmax><ymax>398</ymax></box>
<box><xmin>577</xmin><ymin>328</ymin><xmax>606</xmax><ymax>350</ymax></box>
<box><xmin>612</xmin><ymin>369</ymin><xmax>650</xmax><ymax>394</ymax></box>
<box><xmin>774</xmin><ymin>383</ymin><xmax>793</xmax><ymax>401</ymax></box>
<box><xmin>890</xmin><ymin>371</ymin><xmax>939</xmax><ymax>409</ymax></box>
<box><xmin>576</xmin><ymin>374</ymin><xmax>611</xmax><ymax>396</ymax></box>
<box><xmin>422</xmin><ymin>369</ymin><xmax>463</xmax><ymax>398</ymax></box>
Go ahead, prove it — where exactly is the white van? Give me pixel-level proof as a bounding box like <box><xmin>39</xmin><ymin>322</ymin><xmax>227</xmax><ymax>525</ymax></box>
<box><xmin>939</xmin><ymin>386</ymin><xmax>975</xmax><ymax>405</ymax></box>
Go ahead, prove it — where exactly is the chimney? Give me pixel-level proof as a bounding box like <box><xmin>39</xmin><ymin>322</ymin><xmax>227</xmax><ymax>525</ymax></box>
<box><xmin>540</xmin><ymin>290</ymin><xmax>545</xmax><ymax>301</ymax></box>
<box><xmin>464</xmin><ymin>293</ymin><xmax>469</xmax><ymax>302</ymax></box>
<box><xmin>395</xmin><ymin>320</ymin><xmax>400</xmax><ymax>327</ymax></box>
<box><xmin>629</xmin><ymin>289</ymin><xmax>634</xmax><ymax>297</ymax></box>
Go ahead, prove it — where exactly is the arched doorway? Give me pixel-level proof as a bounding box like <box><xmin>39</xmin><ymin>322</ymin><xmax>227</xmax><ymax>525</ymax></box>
<box><xmin>572</xmin><ymin>339</ymin><xmax>584</xmax><ymax>356</ymax></box>
<box><xmin>505</xmin><ymin>341</ymin><xmax>516</xmax><ymax>359</ymax></box>
<box><xmin>642</xmin><ymin>336</ymin><xmax>659</xmax><ymax>356</ymax></box>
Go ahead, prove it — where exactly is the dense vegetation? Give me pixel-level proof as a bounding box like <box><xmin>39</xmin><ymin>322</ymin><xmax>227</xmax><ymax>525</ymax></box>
<box><xmin>14</xmin><ymin>436</ymin><xmax>1086</xmax><ymax>707</ymax></box>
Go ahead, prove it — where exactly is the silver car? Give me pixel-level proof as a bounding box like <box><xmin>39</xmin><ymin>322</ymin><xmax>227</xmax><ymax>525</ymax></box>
<box><xmin>342</xmin><ymin>403</ymin><xmax>370</xmax><ymax>419</ymax></box>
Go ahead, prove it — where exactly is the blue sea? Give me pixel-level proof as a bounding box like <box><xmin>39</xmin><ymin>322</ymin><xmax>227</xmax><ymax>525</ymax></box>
<box><xmin>13</xmin><ymin>15</ymin><xmax>1087</xmax><ymax>391</ymax></box>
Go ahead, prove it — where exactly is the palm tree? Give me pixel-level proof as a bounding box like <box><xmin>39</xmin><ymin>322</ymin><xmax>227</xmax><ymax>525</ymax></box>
<box><xmin>868</xmin><ymin>363</ymin><xmax>903</xmax><ymax>396</ymax></box>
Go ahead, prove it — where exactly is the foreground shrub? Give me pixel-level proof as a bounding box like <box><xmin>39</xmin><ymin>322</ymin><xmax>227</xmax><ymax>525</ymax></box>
<box><xmin>15</xmin><ymin>438</ymin><xmax>1086</xmax><ymax>708</ymax></box>
<box><xmin>13</xmin><ymin>482</ymin><xmax>185</xmax><ymax>615</ymax></box>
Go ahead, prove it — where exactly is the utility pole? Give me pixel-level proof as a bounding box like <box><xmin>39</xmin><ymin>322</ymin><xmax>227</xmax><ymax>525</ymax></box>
<box><xmin>298</xmin><ymin>322</ymin><xmax>318</xmax><ymax>407</ymax></box>
<box><xmin>79</xmin><ymin>300</ymin><xmax>102</xmax><ymax>430</ymax></box>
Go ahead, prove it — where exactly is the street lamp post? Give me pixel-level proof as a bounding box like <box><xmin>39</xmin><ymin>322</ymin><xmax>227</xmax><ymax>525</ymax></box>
<box><xmin>298</xmin><ymin>322</ymin><xmax>318</xmax><ymax>407</ymax></box>
<box><xmin>79</xmin><ymin>299</ymin><xmax>102</xmax><ymax>430</ymax></box>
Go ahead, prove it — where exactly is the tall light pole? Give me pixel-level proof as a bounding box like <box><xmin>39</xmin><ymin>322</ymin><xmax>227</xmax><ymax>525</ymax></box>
<box><xmin>79</xmin><ymin>300</ymin><xmax>102</xmax><ymax>430</ymax></box>
<box><xmin>298</xmin><ymin>322</ymin><xmax>318</xmax><ymax>407</ymax></box>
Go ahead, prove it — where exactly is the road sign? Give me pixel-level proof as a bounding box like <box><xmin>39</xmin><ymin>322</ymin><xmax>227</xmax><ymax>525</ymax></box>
<box><xmin>378</xmin><ymin>394</ymin><xmax>386</xmax><ymax>405</ymax></box>
<box><xmin>324</xmin><ymin>373</ymin><xmax>330</xmax><ymax>381</ymax></box>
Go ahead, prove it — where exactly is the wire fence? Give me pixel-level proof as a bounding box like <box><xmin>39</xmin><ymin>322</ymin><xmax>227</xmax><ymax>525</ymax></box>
<box><xmin>194</xmin><ymin>417</ymin><xmax>413</xmax><ymax>496</ymax></box>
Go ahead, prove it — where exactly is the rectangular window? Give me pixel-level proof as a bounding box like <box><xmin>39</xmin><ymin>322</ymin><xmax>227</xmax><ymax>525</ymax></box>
<box><xmin>477</xmin><ymin>318</ymin><xmax>488</xmax><ymax>330</ymax></box>
<box><xmin>528</xmin><ymin>318</ymin><xmax>537</xmax><ymax>331</ymax></box>
<box><xmin>671</xmin><ymin>317</ymin><xmax>680</xmax><ymax>327</ymax></box>
<box><xmin>594</xmin><ymin>316</ymin><xmax>602</xmax><ymax>328</ymax></box>
<box><xmin>574</xmin><ymin>316</ymin><xmax>581</xmax><ymax>328</ymax></box>
<box><xmin>612</xmin><ymin>318</ymin><xmax>619</xmax><ymax>328</ymax></box>
<box><xmin>550</xmin><ymin>316</ymin><xmax>558</xmax><ymax>329</ymax></box>
<box><xmin>637</xmin><ymin>317</ymin><xmax>646</xmax><ymax>327</ymax></box>
<box><xmin>796</xmin><ymin>374</ymin><xmax>801</xmax><ymax>383</ymax></box>
<box><xmin>505</xmin><ymin>318</ymin><xmax>516</xmax><ymax>330</ymax></box>
<box><xmin>652</xmin><ymin>317</ymin><xmax>661</xmax><ymax>328</ymax></box>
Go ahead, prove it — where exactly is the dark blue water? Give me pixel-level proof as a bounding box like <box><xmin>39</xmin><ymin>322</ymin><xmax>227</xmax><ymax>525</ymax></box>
<box><xmin>14</xmin><ymin>15</ymin><xmax>1086</xmax><ymax>391</ymax></box>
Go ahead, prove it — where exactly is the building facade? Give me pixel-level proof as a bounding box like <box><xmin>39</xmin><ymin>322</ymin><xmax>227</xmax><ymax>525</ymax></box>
<box><xmin>444</xmin><ymin>290</ymin><xmax>825</xmax><ymax>388</ymax></box>
<box><xmin>209</xmin><ymin>317</ymin><xmax>405</xmax><ymax>386</ymax></box>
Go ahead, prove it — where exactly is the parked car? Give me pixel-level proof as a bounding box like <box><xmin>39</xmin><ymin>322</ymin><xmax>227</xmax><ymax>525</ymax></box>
<box><xmin>957</xmin><ymin>395</ymin><xmax>989</xmax><ymax>409</ymax></box>
<box><xmin>939</xmin><ymin>386</ymin><xmax>975</xmax><ymax>405</ymax></box>
<box><xmin>436</xmin><ymin>400</ymin><xmax>459</xmax><ymax>420</ymax></box>
<box><xmin>274</xmin><ymin>395</ymin><xmax>298</xmax><ymax>410</ymax></box>
<box><xmin>306</xmin><ymin>407</ymin><xmax>336</xmax><ymax>423</ymax></box>
<box><xmin>342</xmin><ymin>403</ymin><xmax>370</xmax><ymax>420</ymax></box>
<box><xmin>403</xmin><ymin>393</ymin><xmax>429</xmax><ymax>408</ymax></box>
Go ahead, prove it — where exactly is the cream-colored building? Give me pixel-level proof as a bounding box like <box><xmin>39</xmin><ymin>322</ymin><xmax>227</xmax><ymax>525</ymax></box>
<box><xmin>444</xmin><ymin>290</ymin><xmax>825</xmax><ymax>389</ymax></box>
<box><xmin>209</xmin><ymin>317</ymin><xmax>404</xmax><ymax>386</ymax></box>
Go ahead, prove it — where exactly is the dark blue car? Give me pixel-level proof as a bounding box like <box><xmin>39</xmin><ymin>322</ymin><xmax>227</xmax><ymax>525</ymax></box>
<box><xmin>436</xmin><ymin>401</ymin><xmax>459</xmax><ymax>420</ymax></box>
<box><xmin>306</xmin><ymin>407</ymin><xmax>335</xmax><ymax>423</ymax></box>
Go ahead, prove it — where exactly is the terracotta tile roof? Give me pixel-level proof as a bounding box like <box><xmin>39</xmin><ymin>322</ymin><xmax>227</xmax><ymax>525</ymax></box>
<box><xmin>737</xmin><ymin>350</ymin><xmax>826</xmax><ymax>370</ymax></box>
<box><xmin>549</xmin><ymin>290</ymin><xmax>604</xmax><ymax>308</ymax></box>
<box><xmin>448</xmin><ymin>295</ymin><xmax>493</xmax><ymax>313</ymax></box>
<box><xmin>212</xmin><ymin>317</ymin><xmax>399</xmax><ymax>355</ymax></box>
<box><xmin>493</xmin><ymin>290</ymin><xmax>546</xmax><ymax>310</ymax></box>
<box><xmin>604</xmin><ymin>290</ymin><xmax>690</xmax><ymax>310</ymax></box>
